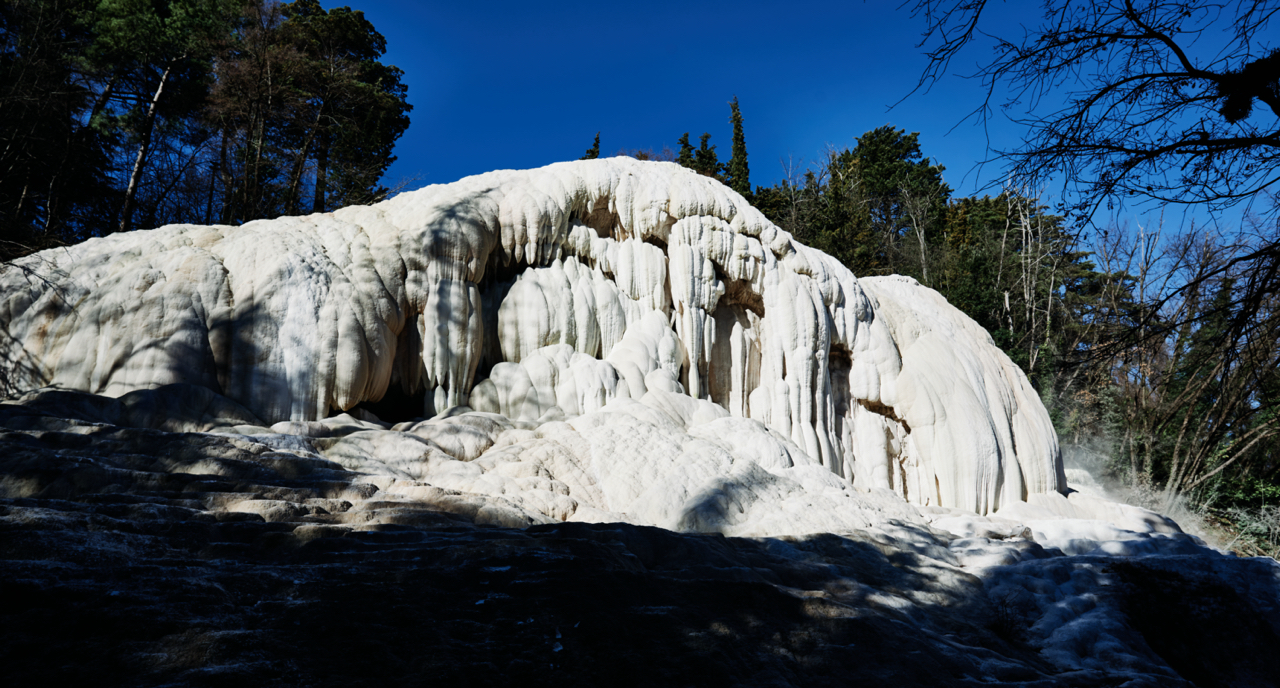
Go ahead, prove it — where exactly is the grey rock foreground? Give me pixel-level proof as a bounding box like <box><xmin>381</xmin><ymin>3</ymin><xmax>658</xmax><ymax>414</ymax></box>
<box><xmin>3</xmin><ymin>389</ymin><xmax>1279</xmax><ymax>687</ymax></box>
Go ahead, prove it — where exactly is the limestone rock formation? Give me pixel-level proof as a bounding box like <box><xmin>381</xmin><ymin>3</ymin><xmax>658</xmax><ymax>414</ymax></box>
<box><xmin>1</xmin><ymin>158</ymin><xmax>1061</xmax><ymax>517</ymax></box>
<box><xmin>4</xmin><ymin>159</ymin><xmax>1277</xmax><ymax>687</ymax></box>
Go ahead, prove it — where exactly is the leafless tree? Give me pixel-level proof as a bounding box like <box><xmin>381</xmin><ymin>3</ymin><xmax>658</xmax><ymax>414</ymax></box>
<box><xmin>908</xmin><ymin>0</ymin><xmax>1280</xmax><ymax>217</ymax></box>
<box><xmin>906</xmin><ymin>0</ymin><xmax>1280</xmax><ymax>379</ymax></box>
<box><xmin>1077</xmin><ymin>221</ymin><xmax>1280</xmax><ymax>502</ymax></box>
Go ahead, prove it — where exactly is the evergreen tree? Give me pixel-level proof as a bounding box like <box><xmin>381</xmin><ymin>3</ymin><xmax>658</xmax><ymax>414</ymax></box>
<box><xmin>0</xmin><ymin>0</ymin><xmax>115</xmax><ymax>254</ymax></box>
<box><xmin>755</xmin><ymin>129</ymin><xmax>950</xmax><ymax>280</ymax></box>
<box><xmin>206</xmin><ymin>1</ymin><xmax>306</xmax><ymax>223</ymax></box>
<box><xmin>95</xmin><ymin>0</ymin><xmax>239</xmax><ymax>232</ymax></box>
<box><xmin>0</xmin><ymin>0</ymin><xmax>410</xmax><ymax>244</ymax></box>
<box><xmin>929</xmin><ymin>194</ymin><xmax>1090</xmax><ymax>376</ymax></box>
<box><xmin>207</xmin><ymin>0</ymin><xmax>410</xmax><ymax>222</ymax></box>
<box><xmin>752</xmin><ymin>127</ymin><xmax>1101</xmax><ymax>383</ymax></box>
<box><xmin>281</xmin><ymin>0</ymin><xmax>410</xmax><ymax>212</ymax></box>
<box><xmin>852</xmin><ymin>126</ymin><xmax>949</xmax><ymax>240</ymax></box>
<box><xmin>676</xmin><ymin>133</ymin><xmax>694</xmax><ymax>168</ymax></box>
<box><xmin>692</xmin><ymin>133</ymin><xmax>720</xmax><ymax>179</ymax></box>
<box><xmin>580</xmin><ymin>132</ymin><xmax>599</xmax><ymax>160</ymax></box>
<box><xmin>725</xmin><ymin>96</ymin><xmax>750</xmax><ymax>198</ymax></box>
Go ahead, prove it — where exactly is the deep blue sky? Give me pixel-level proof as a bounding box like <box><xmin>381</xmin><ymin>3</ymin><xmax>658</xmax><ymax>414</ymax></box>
<box><xmin>328</xmin><ymin>0</ymin><xmax>1046</xmax><ymax>199</ymax></box>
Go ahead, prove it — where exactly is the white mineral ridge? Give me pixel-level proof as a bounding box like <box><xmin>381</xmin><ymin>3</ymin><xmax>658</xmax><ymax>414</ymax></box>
<box><xmin>0</xmin><ymin>157</ymin><xmax>1072</xmax><ymax>527</ymax></box>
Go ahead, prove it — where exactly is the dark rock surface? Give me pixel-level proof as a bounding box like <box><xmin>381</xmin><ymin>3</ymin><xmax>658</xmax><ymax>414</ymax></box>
<box><xmin>2</xmin><ymin>395</ymin><xmax>1278</xmax><ymax>687</ymax></box>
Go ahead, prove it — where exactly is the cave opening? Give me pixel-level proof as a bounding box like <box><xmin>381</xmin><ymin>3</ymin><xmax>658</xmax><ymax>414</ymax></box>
<box><xmin>479</xmin><ymin>252</ymin><xmax>532</xmax><ymax>293</ymax></box>
<box><xmin>578</xmin><ymin>201</ymin><xmax>619</xmax><ymax>239</ymax></box>
<box><xmin>643</xmin><ymin>234</ymin><xmax>668</xmax><ymax>252</ymax></box>
<box><xmin>715</xmin><ymin>270</ymin><xmax>765</xmax><ymax>318</ymax></box>
<box><xmin>349</xmin><ymin>382</ymin><xmax>428</xmax><ymax>425</ymax></box>
<box><xmin>829</xmin><ymin>343</ymin><xmax>852</xmax><ymax>418</ymax></box>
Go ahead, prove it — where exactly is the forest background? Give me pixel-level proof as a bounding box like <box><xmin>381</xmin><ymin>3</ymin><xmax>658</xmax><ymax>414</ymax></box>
<box><xmin>2</xmin><ymin>0</ymin><xmax>1278</xmax><ymax>555</ymax></box>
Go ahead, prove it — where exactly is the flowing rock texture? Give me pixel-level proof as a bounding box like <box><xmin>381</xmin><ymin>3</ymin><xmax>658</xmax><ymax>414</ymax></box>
<box><xmin>0</xmin><ymin>158</ymin><xmax>1061</xmax><ymax>520</ymax></box>
<box><xmin>4</xmin><ymin>159</ymin><xmax>1279</xmax><ymax>687</ymax></box>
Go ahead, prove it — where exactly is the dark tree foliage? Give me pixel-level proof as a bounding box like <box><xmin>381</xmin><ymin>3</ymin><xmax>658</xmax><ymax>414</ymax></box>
<box><xmin>209</xmin><ymin>0</ymin><xmax>410</xmax><ymax>222</ymax></box>
<box><xmin>281</xmin><ymin>0</ymin><xmax>410</xmax><ymax>212</ymax></box>
<box><xmin>669</xmin><ymin>107</ymin><xmax>741</xmax><ymax>183</ymax></box>
<box><xmin>580</xmin><ymin>132</ymin><xmax>600</xmax><ymax>160</ymax></box>
<box><xmin>0</xmin><ymin>0</ymin><xmax>115</xmax><ymax>256</ymax></box>
<box><xmin>754</xmin><ymin>149</ymin><xmax>884</xmax><ymax>275</ymax></box>
<box><xmin>756</xmin><ymin>127</ymin><xmax>951</xmax><ymax>277</ymax></box>
<box><xmin>854</xmin><ymin>126</ymin><xmax>950</xmax><ymax>251</ymax></box>
<box><xmin>676</xmin><ymin>132</ymin><xmax>694</xmax><ymax>167</ymax></box>
<box><xmin>0</xmin><ymin>0</ymin><xmax>411</xmax><ymax>251</ymax></box>
<box><xmin>692</xmin><ymin>132</ymin><xmax>721</xmax><ymax>178</ymax></box>
<box><xmin>754</xmin><ymin>128</ymin><xmax>1131</xmax><ymax>417</ymax></box>
<box><xmin>95</xmin><ymin>0</ymin><xmax>237</xmax><ymax>233</ymax></box>
<box><xmin>725</xmin><ymin>96</ymin><xmax>750</xmax><ymax>198</ymax></box>
<box><xmin>206</xmin><ymin>0</ymin><xmax>309</xmax><ymax>223</ymax></box>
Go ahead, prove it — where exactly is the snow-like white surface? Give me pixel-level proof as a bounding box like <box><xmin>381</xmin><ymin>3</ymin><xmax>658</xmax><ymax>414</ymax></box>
<box><xmin>3</xmin><ymin>159</ymin><xmax>1276</xmax><ymax>686</ymax></box>
<box><xmin>1</xmin><ymin>157</ymin><xmax>1061</xmax><ymax>517</ymax></box>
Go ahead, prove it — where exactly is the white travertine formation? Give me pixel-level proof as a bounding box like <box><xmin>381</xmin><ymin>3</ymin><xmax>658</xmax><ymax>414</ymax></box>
<box><xmin>0</xmin><ymin>157</ymin><xmax>1065</xmax><ymax>515</ymax></box>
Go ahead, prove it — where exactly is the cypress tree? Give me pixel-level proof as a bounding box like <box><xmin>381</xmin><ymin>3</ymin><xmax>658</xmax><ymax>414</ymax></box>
<box><xmin>726</xmin><ymin>96</ymin><xmax>750</xmax><ymax>197</ymax></box>
<box><xmin>580</xmin><ymin>132</ymin><xmax>600</xmax><ymax>160</ymax></box>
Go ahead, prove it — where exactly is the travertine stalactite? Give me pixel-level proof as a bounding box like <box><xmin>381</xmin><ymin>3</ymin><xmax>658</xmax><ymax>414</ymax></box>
<box><xmin>0</xmin><ymin>158</ymin><xmax>1064</xmax><ymax>514</ymax></box>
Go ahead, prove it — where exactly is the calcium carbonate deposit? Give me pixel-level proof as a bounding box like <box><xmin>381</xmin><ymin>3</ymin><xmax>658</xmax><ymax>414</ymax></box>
<box><xmin>0</xmin><ymin>157</ymin><xmax>1070</xmax><ymax>523</ymax></box>
<box><xmin>0</xmin><ymin>156</ymin><xmax>1212</xmax><ymax>549</ymax></box>
<box><xmin>6</xmin><ymin>158</ymin><xmax>1279</xmax><ymax>685</ymax></box>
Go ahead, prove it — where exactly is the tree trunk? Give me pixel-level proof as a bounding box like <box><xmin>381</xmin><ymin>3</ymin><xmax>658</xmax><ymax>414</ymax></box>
<box><xmin>118</xmin><ymin>59</ymin><xmax>178</xmax><ymax>233</ymax></box>
<box><xmin>217</xmin><ymin>128</ymin><xmax>231</xmax><ymax>223</ymax></box>
<box><xmin>43</xmin><ymin>173</ymin><xmax>57</xmax><ymax>233</ymax></box>
<box><xmin>251</xmin><ymin>113</ymin><xmax>264</xmax><ymax>217</ymax></box>
<box><xmin>312</xmin><ymin>127</ymin><xmax>328</xmax><ymax>213</ymax></box>
<box><xmin>88</xmin><ymin>72</ymin><xmax>118</xmax><ymax>127</ymax></box>
<box><xmin>14</xmin><ymin>182</ymin><xmax>28</xmax><ymax>223</ymax></box>
<box><xmin>914</xmin><ymin>220</ymin><xmax>928</xmax><ymax>284</ymax></box>
<box><xmin>205</xmin><ymin>137</ymin><xmax>220</xmax><ymax>225</ymax></box>
<box><xmin>287</xmin><ymin>104</ymin><xmax>324</xmax><ymax>215</ymax></box>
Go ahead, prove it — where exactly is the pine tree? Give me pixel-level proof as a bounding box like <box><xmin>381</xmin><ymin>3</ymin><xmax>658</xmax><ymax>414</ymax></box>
<box><xmin>281</xmin><ymin>0</ymin><xmax>411</xmax><ymax>213</ymax></box>
<box><xmin>676</xmin><ymin>133</ymin><xmax>694</xmax><ymax>168</ymax></box>
<box><xmin>693</xmin><ymin>133</ymin><xmax>720</xmax><ymax>179</ymax></box>
<box><xmin>97</xmin><ymin>0</ymin><xmax>238</xmax><ymax>232</ymax></box>
<box><xmin>853</xmin><ymin>126</ymin><xmax>950</xmax><ymax>240</ymax></box>
<box><xmin>580</xmin><ymin>132</ymin><xmax>599</xmax><ymax>160</ymax></box>
<box><xmin>207</xmin><ymin>0</ymin><xmax>410</xmax><ymax>222</ymax></box>
<box><xmin>208</xmin><ymin>1</ymin><xmax>310</xmax><ymax>223</ymax></box>
<box><xmin>725</xmin><ymin>97</ymin><xmax>750</xmax><ymax>197</ymax></box>
<box><xmin>0</xmin><ymin>0</ymin><xmax>115</xmax><ymax>252</ymax></box>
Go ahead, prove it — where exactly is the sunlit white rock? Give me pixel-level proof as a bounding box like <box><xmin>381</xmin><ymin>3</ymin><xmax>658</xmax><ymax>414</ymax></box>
<box><xmin>0</xmin><ymin>157</ymin><xmax>1064</xmax><ymax>515</ymax></box>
